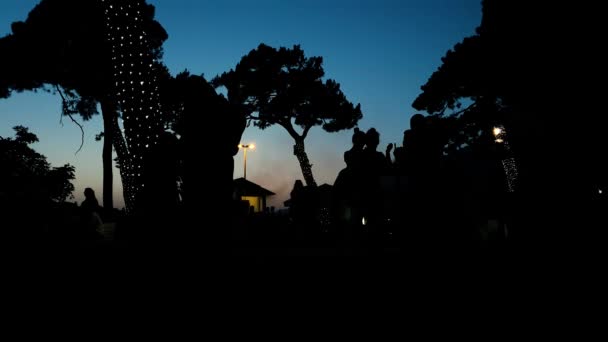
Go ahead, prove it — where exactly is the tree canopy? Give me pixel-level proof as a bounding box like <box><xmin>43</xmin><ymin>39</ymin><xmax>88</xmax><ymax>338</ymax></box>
<box><xmin>0</xmin><ymin>0</ymin><xmax>167</xmax><ymax>102</ymax></box>
<box><xmin>412</xmin><ymin>0</ymin><xmax>606</xmax><ymax>243</ymax></box>
<box><xmin>0</xmin><ymin>126</ymin><xmax>75</xmax><ymax>203</ymax></box>
<box><xmin>213</xmin><ymin>44</ymin><xmax>362</xmax><ymax>186</ymax></box>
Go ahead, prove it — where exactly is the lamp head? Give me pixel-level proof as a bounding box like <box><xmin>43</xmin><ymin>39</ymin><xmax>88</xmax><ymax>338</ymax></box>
<box><xmin>493</xmin><ymin>127</ymin><xmax>503</xmax><ymax>137</ymax></box>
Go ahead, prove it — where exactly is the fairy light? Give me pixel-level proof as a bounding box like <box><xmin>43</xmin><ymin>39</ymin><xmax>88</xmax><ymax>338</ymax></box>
<box><xmin>502</xmin><ymin>158</ymin><xmax>518</xmax><ymax>193</ymax></box>
<box><xmin>493</xmin><ymin>125</ymin><xmax>518</xmax><ymax>193</ymax></box>
<box><xmin>102</xmin><ymin>0</ymin><xmax>164</xmax><ymax>212</ymax></box>
<box><xmin>294</xmin><ymin>141</ymin><xmax>317</xmax><ymax>187</ymax></box>
<box><xmin>319</xmin><ymin>207</ymin><xmax>331</xmax><ymax>227</ymax></box>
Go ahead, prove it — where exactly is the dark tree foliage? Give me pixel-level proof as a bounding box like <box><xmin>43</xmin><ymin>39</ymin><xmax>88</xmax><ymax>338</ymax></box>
<box><xmin>160</xmin><ymin>70</ymin><xmax>246</xmax><ymax>202</ymax></box>
<box><xmin>413</xmin><ymin>0</ymin><xmax>605</xmax><ymax>244</ymax></box>
<box><xmin>414</xmin><ymin>0</ymin><xmax>604</xmax><ymax>182</ymax></box>
<box><xmin>213</xmin><ymin>44</ymin><xmax>362</xmax><ymax>187</ymax></box>
<box><xmin>152</xmin><ymin>71</ymin><xmax>246</xmax><ymax>244</ymax></box>
<box><xmin>0</xmin><ymin>126</ymin><xmax>75</xmax><ymax>203</ymax></box>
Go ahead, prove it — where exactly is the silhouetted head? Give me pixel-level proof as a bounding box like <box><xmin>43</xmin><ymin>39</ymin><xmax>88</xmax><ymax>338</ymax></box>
<box><xmin>84</xmin><ymin>188</ymin><xmax>96</xmax><ymax>200</ymax></box>
<box><xmin>366</xmin><ymin>128</ymin><xmax>380</xmax><ymax>149</ymax></box>
<box><xmin>294</xmin><ymin>180</ymin><xmax>304</xmax><ymax>190</ymax></box>
<box><xmin>410</xmin><ymin>114</ymin><xmax>426</xmax><ymax>130</ymax></box>
<box><xmin>352</xmin><ymin>127</ymin><xmax>366</xmax><ymax>147</ymax></box>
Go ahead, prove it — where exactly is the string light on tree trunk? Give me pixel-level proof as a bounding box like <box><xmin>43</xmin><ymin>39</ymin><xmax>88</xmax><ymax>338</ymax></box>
<box><xmin>101</xmin><ymin>0</ymin><xmax>164</xmax><ymax>212</ymax></box>
<box><xmin>294</xmin><ymin>140</ymin><xmax>317</xmax><ymax>187</ymax></box>
<box><xmin>319</xmin><ymin>207</ymin><xmax>331</xmax><ymax>227</ymax></box>
<box><xmin>502</xmin><ymin>157</ymin><xmax>518</xmax><ymax>193</ymax></box>
<box><xmin>493</xmin><ymin>125</ymin><xmax>519</xmax><ymax>193</ymax></box>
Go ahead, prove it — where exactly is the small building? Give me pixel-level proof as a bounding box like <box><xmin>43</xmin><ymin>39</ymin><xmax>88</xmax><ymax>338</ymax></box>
<box><xmin>233</xmin><ymin>178</ymin><xmax>275</xmax><ymax>213</ymax></box>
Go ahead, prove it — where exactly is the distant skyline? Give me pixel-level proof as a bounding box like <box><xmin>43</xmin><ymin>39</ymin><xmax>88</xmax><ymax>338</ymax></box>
<box><xmin>0</xmin><ymin>0</ymin><xmax>482</xmax><ymax>208</ymax></box>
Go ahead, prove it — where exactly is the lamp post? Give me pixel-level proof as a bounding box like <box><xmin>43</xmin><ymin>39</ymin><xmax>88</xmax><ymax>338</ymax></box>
<box><xmin>493</xmin><ymin>127</ymin><xmax>505</xmax><ymax>144</ymax></box>
<box><xmin>238</xmin><ymin>143</ymin><xmax>255</xmax><ymax>180</ymax></box>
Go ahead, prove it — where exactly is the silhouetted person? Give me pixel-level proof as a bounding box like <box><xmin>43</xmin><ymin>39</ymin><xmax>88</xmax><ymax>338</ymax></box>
<box><xmin>360</xmin><ymin>128</ymin><xmax>390</xmax><ymax>249</ymax></box>
<box><xmin>81</xmin><ymin>188</ymin><xmax>100</xmax><ymax>214</ymax></box>
<box><xmin>81</xmin><ymin>188</ymin><xmax>102</xmax><ymax>239</ymax></box>
<box><xmin>401</xmin><ymin>114</ymin><xmax>445</xmax><ymax>246</ymax></box>
<box><xmin>362</xmin><ymin>129</ymin><xmax>389</xmax><ymax>215</ymax></box>
<box><xmin>363</xmin><ymin>128</ymin><xmax>390</xmax><ymax>173</ymax></box>
<box><xmin>386</xmin><ymin>128</ymin><xmax>415</xmax><ymax>173</ymax></box>
<box><xmin>289</xmin><ymin>180</ymin><xmax>306</xmax><ymax>224</ymax></box>
<box><xmin>333</xmin><ymin>128</ymin><xmax>367</xmax><ymax>228</ymax></box>
<box><xmin>344</xmin><ymin>127</ymin><xmax>366</xmax><ymax>169</ymax></box>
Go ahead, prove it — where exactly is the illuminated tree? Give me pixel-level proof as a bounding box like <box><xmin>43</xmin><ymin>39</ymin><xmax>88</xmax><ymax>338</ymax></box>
<box><xmin>0</xmin><ymin>0</ymin><xmax>168</xmax><ymax>212</ymax></box>
<box><xmin>213</xmin><ymin>44</ymin><xmax>362</xmax><ymax>187</ymax></box>
<box><xmin>99</xmin><ymin>0</ymin><xmax>169</xmax><ymax>212</ymax></box>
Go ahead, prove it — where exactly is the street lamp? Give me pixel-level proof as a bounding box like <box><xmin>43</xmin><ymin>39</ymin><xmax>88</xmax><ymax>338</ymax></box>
<box><xmin>238</xmin><ymin>143</ymin><xmax>255</xmax><ymax>180</ymax></box>
<box><xmin>492</xmin><ymin>125</ymin><xmax>518</xmax><ymax>193</ymax></box>
<box><xmin>493</xmin><ymin>126</ymin><xmax>505</xmax><ymax>144</ymax></box>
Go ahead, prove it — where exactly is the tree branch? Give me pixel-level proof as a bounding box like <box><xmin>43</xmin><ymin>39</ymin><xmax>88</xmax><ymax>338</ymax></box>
<box><xmin>279</xmin><ymin>119</ymin><xmax>302</xmax><ymax>141</ymax></box>
<box><xmin>55</xmin><ymin>85</ymin><xmax>85</xmax><ymax>155</ymax></box>
<box><xmin>448</xmin><ymin>100</ymin><xmax>478</xmax><ymax>117</ymax></box>
<box><xmin>302</xmin><ymin>124</ymin><xmax>313</xmax><ymax>140</ymax></box>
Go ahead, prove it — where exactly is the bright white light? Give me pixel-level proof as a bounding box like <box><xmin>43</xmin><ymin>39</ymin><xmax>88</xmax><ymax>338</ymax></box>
<box><xmin>493</xmin><ymin>127</ymin><xmax>503</xmax><ymax>137</ymax></box>
<box><xmin>362</xmin><ymin>217</ymin><xmax>367</xmax><ymax>226</ymax></box>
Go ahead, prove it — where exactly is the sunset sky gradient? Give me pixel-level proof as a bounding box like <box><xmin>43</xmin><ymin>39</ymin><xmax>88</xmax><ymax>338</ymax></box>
<box><xmin>0</xmin><ymin>0</ymin><xmax>482</xmax><ymax>208</ymax></box>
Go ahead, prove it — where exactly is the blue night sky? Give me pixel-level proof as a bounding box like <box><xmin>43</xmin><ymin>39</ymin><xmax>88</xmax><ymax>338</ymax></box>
<box><xmin>0</xmin><ymin>0</ymin><xmax>482</xmax><ymax>208</ymax></box>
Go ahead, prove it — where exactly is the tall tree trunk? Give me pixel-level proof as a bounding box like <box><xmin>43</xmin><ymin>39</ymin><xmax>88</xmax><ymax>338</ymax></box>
<box><xmin>100</xmin><ymin>98</ymin><xmax>135</xmax><ymax>212</ymax></box>
<box><xmin>100</xmin><ymin>100</ymin><xmax>114</xmax><ymax>212</ymax></box>
<box><xmin>293</xmin><ymin>139</ymin><xmax>317</xmax><ymax>187</ymax></box>
<box><xmin>109</xmin><ymin>113</ymin><xmax>136</xmax><ymax>212</ymax></box>
<box><xmin>101</xmin><ymin>0</ymin><xmax>162</xmax><ymax>213</ymax></box>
